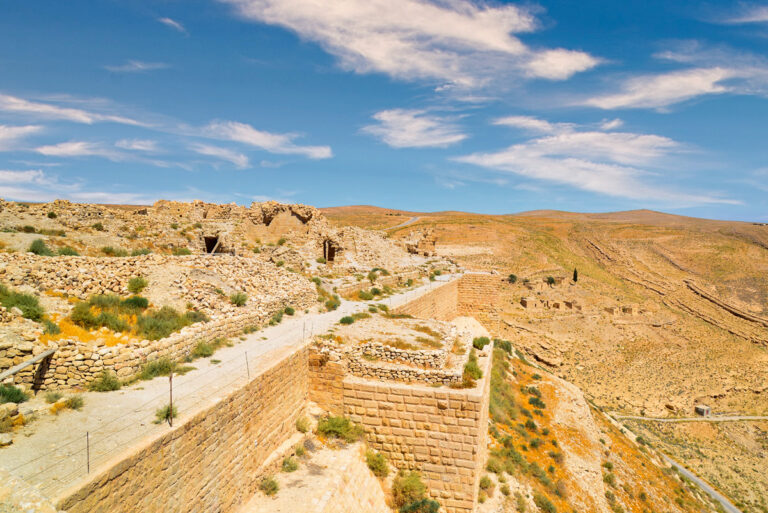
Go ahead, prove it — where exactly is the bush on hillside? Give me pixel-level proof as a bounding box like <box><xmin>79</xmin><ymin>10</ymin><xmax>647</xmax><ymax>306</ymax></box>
<box><xmin>392</xmin><ymin>470</ymin><xmax>427</xmax><ymax>508</ymax></box>
<box><xmin>316</xmin><ymin>415</ymin><xmax>364</xmax><ymax>443</ymax></box>
<box><xmin>128</xmin><ymin>276</ymin><xmax>148</xmax><ymax>294</ymax></box>
<box><xmin>89</xmin><ymin>370</ymin><xmax>121</xmax><ymax>392</ymax></box>
<box><xmin>29</xmin><ymin>239</ymin><xmax>54</xmax><ymax>256</ymax></box>
<box><xmin>0</xmin><ymin>284</ymin><xmax>44</xmax><ymax>321</ymax></box>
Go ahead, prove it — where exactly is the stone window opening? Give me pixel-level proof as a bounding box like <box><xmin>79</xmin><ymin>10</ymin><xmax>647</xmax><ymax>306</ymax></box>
<box><xmin>204</xmin><ymin>236</ymin><xmax>220</xmax><ymax>254</ymax></box>
<box><xmin>323</xmin><ymin>240</ymin><xmax>337</xmax><ymax>262</ymax></box>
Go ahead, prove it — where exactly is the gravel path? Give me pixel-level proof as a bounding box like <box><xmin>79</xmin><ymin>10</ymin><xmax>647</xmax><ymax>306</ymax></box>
<box><xmin>386</xmin><ymin>216</ymin><xmax>421</xmax><ymax>230</ymax></box>
<box><xmin>614</xmin><ymin>414</ymin><xmax>768</xmax><ymax>423</ymax></box>
<box><xmin>0</xmin><ymin>275</ymin><xmax>458</xmax><ymax>501</ymax></box>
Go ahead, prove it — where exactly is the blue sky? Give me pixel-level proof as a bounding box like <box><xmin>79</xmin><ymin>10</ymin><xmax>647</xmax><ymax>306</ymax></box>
<box><xmin>1</xmin><ymin>1</ymin><xmax>767</xmax><ymax>220</ymax></box>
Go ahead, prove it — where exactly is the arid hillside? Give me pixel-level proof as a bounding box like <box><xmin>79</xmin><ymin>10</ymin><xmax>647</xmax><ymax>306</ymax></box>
<box><xmin>324</xmin><ymin>205</ymin><xmax>768</xmax><ymax>512</ymax></box>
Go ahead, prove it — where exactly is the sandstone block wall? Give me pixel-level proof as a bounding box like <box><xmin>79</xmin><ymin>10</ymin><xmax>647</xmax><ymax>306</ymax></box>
<box><xmin>342</xmin><ymin>355</ymin><xmax>491</xmax><ymax>513</ymax></box>
<box><xmin>392</xmin><ymin>278</ymin><xmax>459</xmax><ymax>321</ymax></box>
<box><xmin>58</xmin><ymin>345</ymin><xmax>309</xmax><ymax>513</ymax></box>
<box><xmin>308</xmin><ymin>351</ymin><xmax>345</xmax><ymax>415</ymax></box>
<box><xmin>318</xmin><ymin>446</ymin><xmax>391</xmax><ymax>513</ymax></box>
<box><xmin>457</xmin><ymin>273</ymin><xmax>502</xmax><ymax>333</ymax></box>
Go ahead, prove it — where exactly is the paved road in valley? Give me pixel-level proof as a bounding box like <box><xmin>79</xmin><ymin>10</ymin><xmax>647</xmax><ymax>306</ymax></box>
<box><xmin>386</xmin><ymin>216</ymin><xmax>421</xmax><ymax>230</ymax></box>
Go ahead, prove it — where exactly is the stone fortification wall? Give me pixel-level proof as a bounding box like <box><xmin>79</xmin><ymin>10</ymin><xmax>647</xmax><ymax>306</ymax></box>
<box><xmin>343</xmin><ymin>352</ymin><xmax>491</xmax><ymax>513</ymax></box>
<box><xmin>57</xmin><ymin>345</ymin><xmax>309</xmax><ymax>513</ymax></box>
<box><xmin>392</xmin><ymin>278</ymin><xmax>459</xmax><ymax>320</ymax></box>
<box><xmin>309</xmin><ymin>351</ymin><xmax>345</xmax><ymax>415</ymax></box>
<box><xmin>316</xmin><ymin>445</ymin><xmax>391</xmax><ymax>513</ymax></box>
<box><xmin>359</xmin><ymin>341</ymin><xmax>446</xmax><ymax>368</ymax></box>
<box><xmin>456</xmin><ymin>273</ymin><xmax>502</xmax><ymax>332</ymax></box>
<box><xmin>5</xmin><ymin>302</ymin><xmax>291</xmax><ymax>390</ymax></box>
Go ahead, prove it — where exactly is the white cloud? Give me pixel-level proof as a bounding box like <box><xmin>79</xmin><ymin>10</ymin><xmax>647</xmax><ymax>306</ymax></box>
<box><xmin>493</xmin><ymin>116</ymin><xmax>573</xmax><ymax>134</ymax></box>
<box><xmin>105</xmin><ymin>60</ymin><xmax>169</xmax><ymax>73</ymax></box>
<box><xmin>584</xmin><ymin>67</ymin><xmax>736</xmax><ymax>109</ymax></box>
<box><xmin>0</xmin><ymin>125</ymin><xmax>43</xmax><ymax>150</ymax></box>
<box><xmin>455</xmin><ymin>116</ymin><xmax>737</xmax><ymax>205</ymax></box>
<box><xmin>218</xmin><ymin>0</ymin><xmax>600</xmax><ymax>88</ymax></box>
<box><xmin>190</xmin><ymin>143</ymin><xmax>250</xmax><ymax>169</ymax></box>
<box><xmin>600</xmin><ymin>118</ymin><xmax>624</xmax><ymax>130</ymax></box>
<box><xmin>0</xmin><ymin>169</ymin><xmax>47</xmax><ymax>184</ymax></box>
<box><xmin>115</xmin><ymin>139</ymin><xmax>160</xmax><ymax>152</ymax></box>
<box><xmin>158</xmin><ymin>17</ymin><xmax>187</xmax><ymax>33</ymax></box>
<box><xmin>721</xmin><ymin>5</ymin><xmax>768</xmax><ymax>23</ymax></box>
<box><xmin>36</xmin><ymin>141</ymin><xmax>118</xmax><ymax>159</ymax></box>
<box><xmin>205</xmin><ymin>120</ymin><xmax>332</xmax><ymax>159</ymax></box>
<box><xmin>0</xmin><ymin>93</ymin><xmax>144</xmax><ymax>125</ymax></box>
<box><xmin>362</xmin><ymin>109</ymin><xmax>467</xmax><ymax>148</ymax></box>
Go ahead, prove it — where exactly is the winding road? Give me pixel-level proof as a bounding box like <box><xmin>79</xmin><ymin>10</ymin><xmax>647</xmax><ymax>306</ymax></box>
<box><xmin>386</xmin><ymin>216</ymin><xmax>420</xmax><ymax>230</ymax></box>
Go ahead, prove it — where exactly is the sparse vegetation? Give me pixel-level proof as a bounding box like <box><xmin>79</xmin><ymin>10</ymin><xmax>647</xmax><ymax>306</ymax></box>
<box><xmin>57</xmin><ymin>246</ymin><xmax>79</xmax><ymax>256</ymax></box>
<box><xmin>101</xmin><ymin>246</ymin><xmax>128</xmax><ymax>257</ymax></box>
<box><xmin>172</xmin><ymin>247</ymin><xmax>192</xmax><ymax>256</ymax></box>
<box><xmin>29</xmin><ymin>238</ymin><xmax>54</xmax><ymax>256</ymax></box>
<box><xmin>0</xmin><ymin>284</ymin><xmax>44</xmax><ymax>321</ymax></box>
<box><xmin>89</xmin><ymin>370</ymin><xmax>121</xmax><ymax>391</ymax></box>
<box><xmin>296</xmin><ymin>416</ymin><xmax>310</xmax><ymax>433</ymax></box>
<box><xmin>128</xmin><ymin>276</ymin><xmax>148</xmax><ymax>294</ymax></box>
<box><xmin>282</xmin><ymin>456</ymin><xmax>298</xmax><ymax>472</ymax></box>
<box><xmin>259</xmin><ymin>475</ymin><xmax>279</xmax><ymax>496</ymax></box>
<box><xmin>365</xmin><ymin>449</ymin><xmax>389</xmax><ymax>478</ymax></box>
<box><xmin>140</xmin><ymin>358</ymin><xmax>195</xmax><ymax>380</ymax></box>
<box><xmin>316</xmin><ymin>415</ymin><xmax>364</xmax><ymax>442</ymax></box>
<box><xmin>472</xmin><ymin>336</ymin><xmax>490</xmax><ymax>350</ymax></box>
<box><xmin>507</xmin><ymin>273</ymin><xmax>517</xmax><ymax>283</ymax></box>
<box><xmin>0</xmin><ymin>384</ymin><xmax>29</xmax><ymax>404</ymax></box>
<box><xmin>153</xmin><ymin>403</ymin><xmax>178</xmax><ymax>424</ymax></box>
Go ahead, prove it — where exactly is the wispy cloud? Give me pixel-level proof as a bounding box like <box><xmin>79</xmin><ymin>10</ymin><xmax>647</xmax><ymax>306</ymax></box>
<box><xmin>0</xmin><ymin>93</ymin><xmax>145</xmax><ymax>125</ymax></box>
<box><xmin>218</xmin><ymin>0</ymin><xmax>600</xmax><ymax>89</ymax></box>
<box><xmin>115</xmin><ymin>139</ymin><xmax>160</xmax><ymax>152</ymax></box>
<box><xmin>493</xmin><ymin>116</ymin><xmax>574</xmax><ymax>134</ymax></box>
<box><xmin>718</xmin><ymin>4</ymin><xmax>768</xmax><ymax>24</ymax></box>
<box><xmin>158</xmin><ymin>17</ymin><xmax>187</xmax><ymax>34</ymax></box>
<box><xmin>190</xmin><ymin>143</ymin><xmax>250</xmax><ymax>169</ymax></box>
<box><xmin>36</xmin><ymin>141</ymin><xmax>122</xmax><ymax>160</ymax></box>
<box><xmin>105</xmin><ymin>60</ymin><xmax>169</xmax><ymax>73</ymax></box>
<box><xmin>205</xmin><ymin>120</ymin><xmax>332</xmax><ymax>159</ymax></box>
<box><xmin>362</xmin><ymin>109</ymin><xmax>467</xmax><ymax>148</ymax></box>
<box><xmin>455</xmin><ymin>115</ymin><xmax>737</xmax><ymax>205</ymax></box>
<box><xmin>0</xmin><ymin>124</ymin><xmax>43</xmax><ymax>150</ymax></box>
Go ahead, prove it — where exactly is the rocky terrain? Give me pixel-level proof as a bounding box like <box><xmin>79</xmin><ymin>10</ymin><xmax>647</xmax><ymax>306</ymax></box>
<box><xmin>325</xmin><ymin>205</ymin><xmax>768</xmax><ymax>513</ymax></box>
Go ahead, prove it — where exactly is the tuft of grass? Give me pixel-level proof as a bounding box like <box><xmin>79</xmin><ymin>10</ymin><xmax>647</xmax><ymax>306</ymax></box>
<box><xmin>91</xmin><ymin>222</ymin><xmax>105</xmax><ymax>231</ymax></box>
<box><xmin>131</xmin><ymin>248</ymin><xmax>152</xmax><ymax>256</ymax></box>
<box><xmin>269</xmin><ymin>310</ymin><xmax>283</xmax><ymax>326</ymax></box>
<box><xmin>47</xmin><ymin>211</ymin><xmax>57</xmax><ymax>219</ymax></box>
<box><xmin>533</xmin><ymin>492</ymin><xmax>556</xmax><ymax>513</ymax></box>
<box><xmin>28</xmin><ymin>238</ymin><xmax>54</xmax><ymax>256</ymax></box>
<box><xmin>296</xmin><ymin>416</ymin><xmax>310</xmax><ymax>433</ymax></box>
<box><xmin>281</xmin><ymin>456</ymin><xmax>298</xmax><ymax>472</ymax></box>
<box><xmin>172</xmin><ymin>247</ymin><xmax>192</xmax><ymax>256</ymax></box>
<box><xmin>57</xmin><ymin>246</ymin><xmax>79</xmax><ymax>256</ymax></box>
<box><xmin>284</xmin><ymin>306</ymin><xmax>295</xmax><ymax>316</ymax></box>
<box><xmin>400</xmin><ymin>499</ymin><xmax>440</xmax><ymax>513</ymax></box>
<box><xmin>0</xmin><ymin>284</ymin><xmax>44</xmax><ymax>321</ymax></box>
<box><xmin>472</xmin><ymin>336</ymin><xmax>491</xmax><ymax>350</ymax></box>
<box><xmin>259</xmin><ymin>476</ymin><xmax>279</xmax><ymax>496</ymax></box>
<box><xmin>230</xmin><ymin>292</ymin><xmax>248</xmax><ymax>307</ymax></box>
<box><xmin>392</xmin><ymin>470</ymin><xmax>427</xmax><ymax>508</ymax></box>
<box><xmin>153</xmin><ymin>404</ymin><xmax>178</xmax><ymax>424</ymax></box>
<box><xmin>339</xmin><ymin>316</ymin><xmax>354</xmax><ymax>325</ymax></box>
<box><xmin>43</xmin><ymin>319</ymin><xmax>60</xmax><ymax>335</ymax></box>
<box><xmin>45</xmin><ymin>391</ymin><xmax>63</xmax><ymax>403</ymax></box>
<box><xmin>365</xmin><ymin>449</ymin><xmax>389</xmax><ymax>478</ymax></box>
<box><xmin>89</xmin><ymin>370</ymin><xmax>121</xmax><ymax>392</ymax></box>
<box><xmin>140</xmin><ymin>358</ymin><xmax>195</xmax><ymax>380</ymax></box>
<box><xmin>101</xmin><ymin>246</ymin><xmax>128</xmax><ymax>257</ymax></box>
<box><xmin>128</xmin><ymin>276</ymin><xmax>148</xmax><ymax>294</ymax></box>
<box><xmin>316</xmin><ymin>415</ymin><xmax>364</xmax><ymax>443</ymax></box>
<box><xmin>316</xmin><ymin>257</ymin><xmax>326</xmax><ymax>264</ymax></box>
<box><xmin>464</xmin><ymin>349</ymin><xmax>483</xmax><ymax>380</ymax></box>
<box><xmin>65</xmin><ymin>395</ymin><xmax>84</xmax><ymax>410</ymax></box>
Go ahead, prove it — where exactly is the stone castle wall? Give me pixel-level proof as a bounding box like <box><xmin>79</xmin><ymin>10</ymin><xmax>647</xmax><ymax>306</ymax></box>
<box><xmin>392</xmin><ymin>278</ymin><xmax>460</xmax><ymax>321</ymax></box>
<box><xmin>457</xmin><ymin>273</ymin><xmax>502</xmax><ymax>333</ymax></box>
<box><xmin>57</xmin><ymin>345</ymin><xmax>309</xmax><ymax>513</ymax></box>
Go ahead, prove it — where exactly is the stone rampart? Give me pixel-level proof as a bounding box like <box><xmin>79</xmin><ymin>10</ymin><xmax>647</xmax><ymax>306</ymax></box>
<box><xmin>392</xmin><ymin>278</ymin><xmax>459</xmax><ymax>321</ymax></box>
<box><xmin>57</xmin><ymin>345</ymin><xmax>309</xmax><ymax>513</ymax></box>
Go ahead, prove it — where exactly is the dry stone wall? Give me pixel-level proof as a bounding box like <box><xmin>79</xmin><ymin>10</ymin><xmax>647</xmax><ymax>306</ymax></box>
<box><xmin>392</xmin><ymin>278</ymin><xmax>459</xmax><ymax>320</ymax></box>
<box><xmin>58</xmin><ymin>345</ymin><xmax>309</xmax><ymax>513</ymax></box>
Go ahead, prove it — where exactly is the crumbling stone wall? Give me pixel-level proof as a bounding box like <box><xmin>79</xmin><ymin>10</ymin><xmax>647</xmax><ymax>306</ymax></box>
<box><xmin>57</xmin><ymin>345</ymin><xmax>309</xmax><ymax>513</ymax></box>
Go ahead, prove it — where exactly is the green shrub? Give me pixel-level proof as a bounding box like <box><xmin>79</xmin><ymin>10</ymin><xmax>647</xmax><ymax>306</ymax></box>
<box><xmin>57</xmin><ymin>246</ymin><xmax>79</xmax><ymax>256</ymax></box>
<box><xmin>493</xmin><ymin>338</ymin><xmax>512</xmax><ymax>354</ymax></box>
<box><xmin>122</xmin><ymin>295</ymin><xmax>149</xmax><ymax>310</ymax></box>
<box><xmin>101</xmin><ymin>246</ymin><xmax>128</xmax><ymax>257</ymax></box>
<box><xmin>192</xmin><ymin>341</ymin><xmax>215</xmax><ymax>358</ymax></box>
<box><xmin>259</xmin><ymin>476</ymin><xmax>279</xmax><ymax>496</ymax></box>
<box><xmin>140</xmin><ymin>358</ymin><xmax>194</xmax><ymax>380</ymax></box>
<box><xmin>325</xmin><ymin>295</ymin><xmax>340</xmax><ymax>311</ymax></box>
<box><xmin>295</xmin><ymin>444</ymin><xmax>306</xmax><ymax>457</ymax></box>
<box><xmin>91</xmin><ymin>222</ymin><xmax>105</xmax><ymax>231</ymax></box>
<box><xmin>29</xmin><ymin>239</ymin><xmax>54</xmax><ymax>256</ymax></box>
<box><xmin>370</xmin><ymin>287</ymin><xmax>382</xmax><ymax>296</ymax></box>
<box><xmin>131</xmin><ymin>248</ymin><xmax>152</xmax><ymax>256</ymax></box>
<box><xmin>0</xmin><ymin>284</ymin><xmax>44</xmax><ymax>321</ymax></box>
<box><xmin>230</xmin><ymin>292</ymin><xmax>247</xmax><ymax>307</ymax></box>
<box><xmin>136</xmin><ymin>307</ymin><xmax>207</xmax><ymax>340</ymax></box>
<box><xmin>463</xmin><ymin>349</ymin><xmax>482</xmax><ymax>380</ymax></box>
<box><xmin>533</xmin><ymin>493</ymin><xmax>556</xmax><ymax>513</ymax></box>
<box><xmin>358</xmin><ymin>290</ymin><xmax>374</xmax><ymax>300</ymax></box>
<box><xmin>282</xmin><ymin>456</ymin><xmax>298</xmax><ymax>472</ymax></box>
<box><xmin>89</xmin><ymin>370</ymin><xmax>121</xmax><ymax>391</ymax></box>
<box><xmin>603</xmin><ymin>472</ymin><xmax>616</xmax><ymax>487</ymax></box>
<box><xmin>269</xmin><ymin>310</ymin><xmax>283</xmax><ymax>325</ymax></box>
<box><xmin>365</xmin><ymin>449</ymin><xmax>389</xmax><ymax>478</ymax></box>
<box><xmin>65</xmin><ymin>395</ymin><xmax>84</xmax><ymax>410</ymax></box>
<box><xmin>479</xmin><ymin>475</ymin><xmax>493</xmax><ymax>490</ymax></box>
<box><xmin>277</xmin><ymin>237</ymin><xmax>287</xmax><ymax>246</ymax></box>
<box><xmin>45</xmin><ymin>391</ymin><xmax>63</xmax><ymax>403</ymax></box>
<box><xmin>316</xmin><ymin>257</ymin><xmax>326</xmax><ymax>264</ymax></box>
<box><xmin>339</xmin><ymin>316</ymin><xmax>354</xmax><ymax>325</ymax></box>
<box><xmin>172</xmin><ymin>247</ymin><xmax>192</xmax><ymax>256</ymax></box>
<box><xmin>316</xmin><ymin>415</ymin><xmax>364</xmax><ymax>442</ymax></box>
<box><xmin>284</xmin><ymin>306</ymin><xmax>295</xmax><ymax>316</ymax></box>
<box><xmin>0</xmin><ymin>384</ymin><xmax>29</xmax><ymax>403</ymax></box>
<box><xmin>400</xmin><ymin>499</ymin><xmax>440</xmax><ymax>513</ymax></box>
<box><xmin>507</xmin><ymin>274</ymin><xmax>517</xmax><ymax>283</ymax></box>
<box><xmin>128</xmin><ymin>276</ymin><xmax>148</xmax><ymax>294</ymax></box>
<box><xmin>95</xmin><ymin>311</ymin><xmax>128</xmax><ymax>332</ymax></box>
<box><xmin>392</xmin><ymin>470</ymin><xmax>427</xmax><ymax>507</ymax></box>
<box><xmin>525</xmin><ymin>419</ymin><xmax>537</xmax><ymax>432</ymax></box>
<box><xmin>47</xmin><ymin>211</ymin><xmax>57</xmax><ymax>219</ymax></box>
<box><xmin>501</xmin><ymin>484</ymin><xmax>510</xmax><ymax>496</ymax></box>
<box><xmin>486</xmin><ymin>457</ymin><xmax>503</xmax><ymax>474</ymax></box>
<box><xmin>153</xmin><ymin>404</ymin><xmax>178</xmax><ymax>424</ymax></box>
<box><xmin>296</xmin><ymin>416</ymin><xmax>310</xmax><ymax>433</ymax></box>
<box><xmin>529</xmin><ymin>396</ymin><xmax>546</xmax><ymax>409</ymax></box>
<box><xmin>43</xmin><ymin>319</ymin><xmax>60</xmax><ymax>334</ymax></box>
<box><xmin>546</xmin><ymin>276</ymin><xmax>555</xmax><ymax>286</ymax></box>
<box><xmin>473</xmin><ymin>336</ymin><xmax>490</xmax><ymax>350</ymax></box>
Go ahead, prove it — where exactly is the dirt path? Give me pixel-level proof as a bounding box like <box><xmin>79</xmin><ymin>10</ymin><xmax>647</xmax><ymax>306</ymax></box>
<box><xmin>386</xmin><ymin>216</ymin><xmax>420</xmax><ymax>230</ymax></box>
<box><xmin>0</xmin><ymin>275</ymin><xmax>459</xmax><ymax>501</ymax></box>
